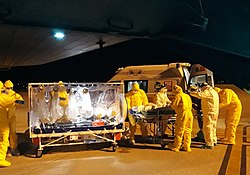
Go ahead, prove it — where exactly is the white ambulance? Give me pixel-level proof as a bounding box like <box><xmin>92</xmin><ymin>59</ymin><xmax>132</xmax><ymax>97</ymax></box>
<box><xmin>108</xmin><ymin>62</ymin><xmax>214</xmax><ymax>102</ymax></box>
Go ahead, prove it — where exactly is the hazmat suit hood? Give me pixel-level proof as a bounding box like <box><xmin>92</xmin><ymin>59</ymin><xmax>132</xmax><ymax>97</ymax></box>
<box><xmin>173</xmin><ymin>85</ymin><xmax>183</xmax><ymax>94</ymax></box>
<box><xmin>4</xmin><ymin>80</ymin><xmax>13</xmax><ymax>88</ymax></box>
<box><xmin>58</xmin><ymin>81</ymin><xmax>64</xmax><ymax>86</ymax></box>
<box><xmin>132</xmin><ymin>83</ymin><xmax>140</xmax><ymax>91</ymax></box>
<box><xmin>214</xmin><ymin>87</ymin><xmax>222</xmax><ymax>93</ymax></box>
<box><xmin>159</xmin><ymin>86</ymin><xmax>167</xmax><ymax>93</ymax></box>
<box><xmin>200</xmin><ymin>83</ymin><xmax>210</xmax><ymax>91</ymax></box>
<box><xmin>190</xmin><ymin>86</ymin><xmax>198</xmax><ymax>91</ymax></box>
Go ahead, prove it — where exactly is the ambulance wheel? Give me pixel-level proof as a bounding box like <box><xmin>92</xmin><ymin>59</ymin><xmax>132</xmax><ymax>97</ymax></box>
<box><xmin>36</xmin><ymin>149</ymin><xmax>43</xmax><ymax>158</ymax></box>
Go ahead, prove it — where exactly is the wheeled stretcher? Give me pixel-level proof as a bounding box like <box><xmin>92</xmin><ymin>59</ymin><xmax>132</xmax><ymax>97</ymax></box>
<box><xmin>27</xmin><ymin>82</ymin><xmax>127</xmax><ymax>157</ymax></box>
<box><xmin>132</xmin><ymin>106</ymin><xmax>176</xmax><ymax>148</ymax></box>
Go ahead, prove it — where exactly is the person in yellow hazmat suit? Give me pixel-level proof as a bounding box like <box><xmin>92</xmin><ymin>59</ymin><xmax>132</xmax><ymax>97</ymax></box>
<box><xmin>4</xmin><ymin>80</ymin><xmax>24</xmax><ymax>156</ymax></box>
<box><xmin>0</xmin><ymin>81</ymin><xmax>3</xmax><ymax>90</ymax></box>
<box><xmin>190</xmin><ymin>83</ymin><xmax>219</xmax><ymax>149</ymax></box>
<box><xmin>55</xmin><ymin>81</ymin><xmax>69</xmax><ymax>123</ymax></box>
<box><xmin>153</xmin><ymin>85</ymin><xmax>172</xmax><ymax>137</ymax></box>
<box><xmin>153</xmin><ymin>85</ymin><xmax>172</xmax><ymax>108</ymax></box>
<box><xmin>58</xmin><ymin>81</ymin><xmax>68</xmax><ymax>109</ymax></box>
<box><xmin>0</xmin><ymin>87</ymin><xmax>19</xmax><ymax>167</ymax></box>
<box><xmin>169</xmin><ymin>85</ymin><xmax>193</xmax><ymax>152</ymax></box>
<box><xmin>214</xmin><ymin>87</ymin><xmax>242</xmax><ymax>145</ymax></box>
<box><xmin>125</xmin><ymin>82</ymin><xmax>149</xmax><ymax>145</ymax></box>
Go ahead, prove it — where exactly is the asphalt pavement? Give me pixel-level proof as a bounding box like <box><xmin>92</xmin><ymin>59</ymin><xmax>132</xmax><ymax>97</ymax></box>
<box><xmin>1</xmin><ymin>85</ymin><xmax>250</xmax><ymax>175</ymax></box>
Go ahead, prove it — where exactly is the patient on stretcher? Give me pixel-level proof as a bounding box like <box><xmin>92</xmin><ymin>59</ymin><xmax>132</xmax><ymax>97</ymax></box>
<box><xmin>153</xmin><ymin>85</ymin><xmax>172</xmax><ymax>109</ymax></box>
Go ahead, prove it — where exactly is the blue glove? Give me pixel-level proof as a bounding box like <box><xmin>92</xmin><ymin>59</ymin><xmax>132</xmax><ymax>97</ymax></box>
<box><xmin>129</xmin><ymin>109</ymin><xmax>134</xmax><ymax>115</ymax></box>
<box><xmin>15</xmin><ymin>100</ymin><xmax>24</xmax><ymax>104</ymax></box>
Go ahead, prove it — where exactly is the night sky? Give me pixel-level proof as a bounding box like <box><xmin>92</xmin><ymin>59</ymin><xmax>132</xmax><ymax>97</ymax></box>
<box><xmin>2</xmin><ymin>38</ymin><xmax>250</xmax><ymax>90</ymax></box>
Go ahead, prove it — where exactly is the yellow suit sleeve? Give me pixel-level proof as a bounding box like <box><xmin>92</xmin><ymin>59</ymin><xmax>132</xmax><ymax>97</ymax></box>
<box><xmin>219</xmin><ymin>90</ymin><xmax>232</xmax><ymax>109</ymax></box>
<box><xmin>171</xmin><ymin>94</ymin><xmax>181</xmax><ymax>111</ymax></box>
<box><xmin>140</xmin><ymin>90</ymin><xmax>148</xmax><ymax>106</ymax></box>
<box><xmin>0</xmin><ymin>93</ymin><xmax>16</xmax><ymax>108</ymax></box>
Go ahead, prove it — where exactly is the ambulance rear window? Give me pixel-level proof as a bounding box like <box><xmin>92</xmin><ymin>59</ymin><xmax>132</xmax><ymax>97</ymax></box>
<box><xmin>124</xmin><ymin>80</ymin><xmax>148</xmax><ymax>93</ymax></box>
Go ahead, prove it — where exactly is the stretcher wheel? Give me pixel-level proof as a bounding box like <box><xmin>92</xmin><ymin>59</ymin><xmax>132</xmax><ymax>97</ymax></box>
<box><xmin>160</xmin><ymin>142</ymin><xmax>166</xmax><ymax>148</ymax></box>
<box><xmin>36</xmin><ymin>149</ymin><xmax>43</xmax><ymax>158</ymax></box>
<box><xmin>24</xmin><ymin>129</ymin><xmax>31</xmax><ymax>141</ymax></box>
<box><xmin>111</xmin><ymin>145</ymin><xmax>117</xmax><ymax>152</ymax></box>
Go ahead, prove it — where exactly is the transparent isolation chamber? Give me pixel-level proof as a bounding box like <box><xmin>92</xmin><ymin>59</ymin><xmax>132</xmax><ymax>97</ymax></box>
<box><xmin>28</xmin><ymin>82</ymin><xmax>126</xmax><ymax>133</ymax></box>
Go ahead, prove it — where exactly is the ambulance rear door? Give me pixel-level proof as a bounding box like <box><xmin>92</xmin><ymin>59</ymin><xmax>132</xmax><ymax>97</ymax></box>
<box><xmin>189</xmin><ymin>64</ymin><xmax>214</xmax><ymax>88</ymax></box>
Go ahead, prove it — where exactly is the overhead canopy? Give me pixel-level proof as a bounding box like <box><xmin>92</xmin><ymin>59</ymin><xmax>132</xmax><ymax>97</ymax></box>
<box><xmin>0</xmin><ymin>24</ymin><xmax>132</xmax><ymax>67</ymax></box>
<box><xmin>0</xmin><ymin>0</ymin><xmax>250</xmax><ymax>90</ymax></box>
<box><xmin>0</xmin><ymin>0</ymin><xmax>249</xmax><ymax>67</ymax></box>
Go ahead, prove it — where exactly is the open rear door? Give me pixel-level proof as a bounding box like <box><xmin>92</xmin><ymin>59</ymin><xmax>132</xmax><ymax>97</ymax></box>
<box><xmin>189</xmin><ymin>64</ymin><xmax>214</xmax><ymax>88</ymax></box>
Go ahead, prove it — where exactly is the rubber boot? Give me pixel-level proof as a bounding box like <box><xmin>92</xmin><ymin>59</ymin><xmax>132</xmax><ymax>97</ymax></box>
<box><xmin>0</xmin><ymin>160</ymin><xmax>11</xmax><ymax>167</ymax></box>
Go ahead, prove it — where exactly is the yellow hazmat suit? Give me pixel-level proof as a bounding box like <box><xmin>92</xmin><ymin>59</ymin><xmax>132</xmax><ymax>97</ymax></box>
<box><xmin>0</xmin><ymin>93</ymin><xmax>17</xmax><ymax>167</ymax></box>
<box><xmin>153</xmin><ymin>87</ymin><xmax>171</xmax><ymax>108</ymax></box>
<box><xmin>170</xmin><ymin>85</ymin><xmax>193</xmax><ymax>152</ymax></box>
<box><xmin>125</xmin><ymin>83</ymin><xmax>149</xmax><ymax>144</ymax></box>
<box><xmin>153</xmin><ymin>86</ymin><xmax>172</xmax><ymax>136</ymax></box>
<box><xmin>214</xmin><ymin>87</ymin><xmax>242</xmax><ymax>144</ymax></box>
<box><xmin>4</xmin><ymin>80</ymin><xmax>24</xmax><ymax>151</ymax></box>
<box><xmin>0</xmin><ymin>81</ymin><xmax>3</xmax><ymax>89</ymax></box>
<box><xmin>58</xmin><ymin>81</ymin><xmax>69</xmax><ymax>108</ymax></box>
<box><xmin>190</xmin><ymin>84</ymin><xmax>219</xmax><ymax>148</ymax></box>
<box><xmin>52</xmin><ymin>81</ymin><xmax>69</xmax><ymax>123</ymax></box>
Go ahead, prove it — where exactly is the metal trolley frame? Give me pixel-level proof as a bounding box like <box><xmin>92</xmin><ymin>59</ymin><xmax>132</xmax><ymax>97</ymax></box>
<box><xmin>29</xmin><ymin>125</ymin><xmax>124</xmax><ymax>157</ymax></box>
<box><xmin>27</xmin><ymin>82</ymin><xmax>127</xmax><ymax>157</ymax></box>
<box><xmin>133</xmin><ymin>107</ymin><xmax>176</xmax><ymax>148</ymax></box>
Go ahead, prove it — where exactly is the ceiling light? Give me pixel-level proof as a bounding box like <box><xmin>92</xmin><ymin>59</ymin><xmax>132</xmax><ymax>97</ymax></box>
<box><xmin>53</xmin><ymin>31</ymin><xmax>65</xmax><ymax>39</ymax></box>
